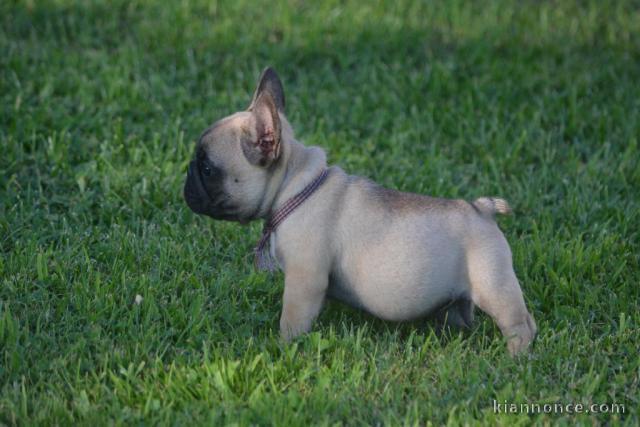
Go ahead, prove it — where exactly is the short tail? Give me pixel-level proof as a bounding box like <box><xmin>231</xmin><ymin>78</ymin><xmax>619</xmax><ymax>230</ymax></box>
<box><xmin>472</xmin><ymin>197</ymin><xmax>512</xmax><ymax>216</ymax></box>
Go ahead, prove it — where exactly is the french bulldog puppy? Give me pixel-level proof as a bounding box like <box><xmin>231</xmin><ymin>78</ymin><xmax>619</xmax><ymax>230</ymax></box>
<box><xmin>184</xmin><ymin>68</ymin><xmax>537</xmax><ymax>355</ymax></box>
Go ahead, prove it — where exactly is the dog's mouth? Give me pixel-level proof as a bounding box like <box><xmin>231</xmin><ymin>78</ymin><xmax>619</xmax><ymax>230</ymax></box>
<box><xmin>183</xmin><ymin>160</ymin><xmax>238</xmax><ymax>221</ymax></box>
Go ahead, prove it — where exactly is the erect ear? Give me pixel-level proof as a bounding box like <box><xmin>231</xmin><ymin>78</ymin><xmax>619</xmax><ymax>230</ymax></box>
<box><xmin>242</xmin><ymin>88</ymin><xmax>282</xmax><ymax>167</ymax></box>
<box><xmin>247</xmin><ymin>67</ymin><xmax>285</xmax><ymax>113</ymax></box>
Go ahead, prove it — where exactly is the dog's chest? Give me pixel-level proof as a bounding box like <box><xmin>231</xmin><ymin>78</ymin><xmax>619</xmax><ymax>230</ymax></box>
<box><xmin>269</xmin><ymin>233</ymin><xmax>284</xmax><ymax>270</ymax></box>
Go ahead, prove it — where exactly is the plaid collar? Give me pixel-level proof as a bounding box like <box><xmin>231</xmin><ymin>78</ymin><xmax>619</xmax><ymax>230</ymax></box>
<box><xmin>254</xmin><ymin>168</ymin><xmax>329</xmax><ymax>271</ymax></box>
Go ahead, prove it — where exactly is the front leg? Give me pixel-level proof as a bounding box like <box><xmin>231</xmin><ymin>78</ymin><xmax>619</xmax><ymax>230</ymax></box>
<box><xmin>280</xmin><ymin>266</ymin><xmax>328</xmax><ymax>341</ymax></box>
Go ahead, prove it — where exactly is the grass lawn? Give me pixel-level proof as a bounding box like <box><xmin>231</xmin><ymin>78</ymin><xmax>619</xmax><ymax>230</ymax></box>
<box><xmin>1</xmin><ymin>0</ymin><xmax>639</xmax><ymax>424</ymax></box>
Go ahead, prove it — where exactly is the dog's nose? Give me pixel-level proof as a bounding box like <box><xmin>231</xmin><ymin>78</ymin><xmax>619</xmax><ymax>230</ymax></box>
<box><xmin>184</xmin><ymin>162</ymin><xmax>200</xmax><ymax>203</ymax></box>
<box><xmin>187</xmin><ymin>160</ymin><xmax>197</xmax><ymax>177</ymax></box>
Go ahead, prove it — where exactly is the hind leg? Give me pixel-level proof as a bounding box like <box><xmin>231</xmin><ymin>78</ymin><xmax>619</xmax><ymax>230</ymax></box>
<box><xmin>468</xmin><ymin>244</ymin><xmax>537</xmax><ymax>356</ymax></box>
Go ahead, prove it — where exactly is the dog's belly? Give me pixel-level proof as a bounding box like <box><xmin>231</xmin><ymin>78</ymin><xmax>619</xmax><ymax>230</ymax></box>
<box><xmin>329</xmin><ymin>232</ymin><xmax>469</xmax><ymax>321</ymax></box>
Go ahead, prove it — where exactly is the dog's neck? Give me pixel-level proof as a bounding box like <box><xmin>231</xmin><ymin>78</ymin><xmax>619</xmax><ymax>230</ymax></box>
<box><xmin>257</xmin><ymin>117</ymin><xmax>327</xmax><ymax>220</ymax></box>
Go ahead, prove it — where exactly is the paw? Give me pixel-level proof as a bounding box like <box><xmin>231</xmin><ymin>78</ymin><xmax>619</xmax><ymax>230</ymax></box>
<box><xmin>505</xmin><ymin>313</ymin><xmax>537</xmax><ymax>356</ymax></box>
<box><xmin>279</xmin><ymin>319</ymin><xmax>308</xmax><ymax>342</ymax></box>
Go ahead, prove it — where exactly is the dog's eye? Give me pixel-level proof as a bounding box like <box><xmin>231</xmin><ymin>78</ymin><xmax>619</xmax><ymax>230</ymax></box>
<box><xmin>199</xmin><ymin>158</ymin><xmax>213</xmax><ymax>177</ymax></box>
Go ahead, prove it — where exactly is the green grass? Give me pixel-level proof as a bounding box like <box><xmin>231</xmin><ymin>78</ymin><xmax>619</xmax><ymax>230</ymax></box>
<box><xmin>1</xmin><ymin>0</ymin><xmax>639</xmax><ymax>424</ymax></box>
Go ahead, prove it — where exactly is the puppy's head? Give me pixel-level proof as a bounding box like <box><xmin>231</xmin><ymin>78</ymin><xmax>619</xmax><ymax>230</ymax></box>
<box><xmin>183</xmin><ymin>68</ymin><xmax>286</xmax><ymax>222</ymax></box>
